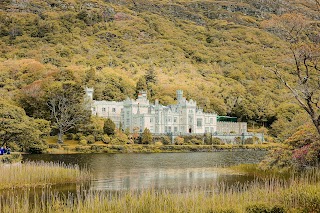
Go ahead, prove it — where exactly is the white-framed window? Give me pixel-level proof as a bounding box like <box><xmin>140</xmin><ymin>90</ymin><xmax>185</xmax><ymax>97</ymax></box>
<box><xmin>174</xmin><ymin>127</ymin><xmax>178</xmax><ymax>132</ymax></box>
<box><xmin>174</xmin><ymin>117</ymin><xmax>177</xmax><ymax>123</ymax></box>
<box><xmin>197</xmin><ymin>118</ymin><xmax>202</xmax><ymax>127</ymax></box>
<box><xmin>210</xmin><ymin>118</ymin><xmax>213</xmax><ymax>124</ymax></box>
<box><xmin>112</xmin><ymin>108</ymin><xmax>116</xmax><ymax>112</ymax></box>
<box><xmin>102</xmin><ymin>107</ymin><xmax>106</xmax><ymax>112</ymax></box>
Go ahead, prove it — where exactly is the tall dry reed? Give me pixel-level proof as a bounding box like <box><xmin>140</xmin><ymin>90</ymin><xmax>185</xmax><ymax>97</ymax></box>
<box><xmin>0</xmin><ymin>161</ymin><xmax>91</xmax><ymax>189</ymax></box>
<box><xmin>0</xmin><ymin>168</ymin><xmax>320</xmax><ymax>212</ymax></box>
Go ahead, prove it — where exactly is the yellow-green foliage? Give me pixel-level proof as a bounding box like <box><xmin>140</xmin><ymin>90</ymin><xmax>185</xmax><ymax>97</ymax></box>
<box><xmin>0</xmin><ymin>0</ymin><xmax>318</xmax><ymax>144</ymax></box>
<box><xmin>0</xmin><ymin>161</ymin><xmax>91</xmax><ymax>189</ymax></box>
<box><xmin>1</xmin><ymin>169</ymin><xmax>320</xmax><ymax>212</ymax></box>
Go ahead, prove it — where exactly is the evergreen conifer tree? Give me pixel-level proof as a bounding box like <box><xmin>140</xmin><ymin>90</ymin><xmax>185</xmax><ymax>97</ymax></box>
<box><xmin>141</xmin><ymin>128</ymin><xmax>152</xmax><ymax>144</ymax></box>
<box><xmin>103</xmin><ymin>118</ymin><xmax>116</xmax><ymax>136</ymax></box>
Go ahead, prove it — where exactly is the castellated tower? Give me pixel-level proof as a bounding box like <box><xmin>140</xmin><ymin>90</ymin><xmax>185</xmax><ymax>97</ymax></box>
<box><xmin>176</xmin><ymin>90</ymin><xmax>183</xmax><ymax>102</ymax></box>
<box><xmin>85</xmin><ymin>87</ymin><xmax>94</xmax><ymax>101</ymax></box>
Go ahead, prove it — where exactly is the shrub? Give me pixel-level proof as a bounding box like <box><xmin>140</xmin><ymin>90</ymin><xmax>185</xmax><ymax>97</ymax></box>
<box><xmin>1</xmin><ymin>154</ymin><xmax>22</xmax><ymax>164</ymax></box>
<box><xmin>259</xmin><ymin>148</ymin><xmax>293</xmax><ymax>170</ymax></box>
<box><xmin>66</xmin><ymin>133</ymin><xmax>74</xmax><ymax>140</ymax></box>
<box><xmin>27</xmin><ymin>141</ymin><xmax>48</xmax><ymax>154</ymax></box>
<box><xmin>191</xmin><ymin>138</ymin><xmax>203</xmax><ymax>145</ymax></box>
<box><xmin>162</xmin><ymin>136</ymin><xmax>171</xmax><ymax>145</ymax></box>
<box><xmin>103</xmin><ymin>118</ymin><xmax>115</xmax><ymax>136</ymax></box>
<box><xmin>95</xmin><ymin>134</ymin><xmax>103</xmax><ymax>141</ymax></box>
<box><xmin>142</xmin><ymin>128</ymin><xmax>152</xmax><ymax>144</ymax></box>
<box><xmin>48</xmin><ymin>144</ymin><xmax>61</xmax><ymax>149</ymax></box>
<box><xmin>174</xmin><ymin>136</ymin><xmax>184</xmax><ymax>145</ymax></box>
<box><xmin>245</xmin><ymin>138</ymin><xmax>254</xmax><ymax>144</ymax></box>
<box><xmin>212</xmin><ymin>137</ymin><xmax>223</xmax><ymax>145</ymax></box>
<box><xmin>7</xmin><ymin>142</ymin><xmax>20</xmax><ymax>152</ymax></box>
<box><xmin>246</xmin><ymin>204</ymin><xmax>285</xmax><ymax>213</ymax></box>
<box><xmin>102</xmin><ymin>134</ymin><xmax>110</xmax><ymax>144</ymax></box>
<box><xmin>79</xmin><ymin>139</ymin><xmax>87</xmax><ymax>146</ymax></box>
<box><xmin>90</xmin><ymin>145</ymin><xmax>104</xmax><ymax>152</ymax></box>
<box><xmin>75</xmin><ymin>146</ymin><xmax>89</xmax><ymax>152</ymax></box>
<box><xmin>234</xmin><ymin>137</ymin><xmax>242</xmax><ymax>144</ymax></box>
<box><xmin>75</xmin><ymin>133</ymin><xmax>83</xmax><ymax>141</ymax></box>
<box><xmin>155</xmin><ymin>141</ymin><xmax>163</xmax><ymax>146</ymax></box>
<box><xmin>86</xmin><ymin>135</ymin><xmax>95</xmax><ymax>144</ymax></box>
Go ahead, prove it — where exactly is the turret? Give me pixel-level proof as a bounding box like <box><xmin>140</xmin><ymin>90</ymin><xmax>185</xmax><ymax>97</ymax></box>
<box><xmin>85</xmin><ymin>87</ymin><xmax>94</xmax><ymax>101</ymax></box>
<box><xmin>137</xmin><ymin>91</ymin><xmax>147</xmax><ymax>100</ymax></box>
<box><xmin>176</xmin><ymin>90</ymin><xmax>183</xmax><ymax>102</ymax></box>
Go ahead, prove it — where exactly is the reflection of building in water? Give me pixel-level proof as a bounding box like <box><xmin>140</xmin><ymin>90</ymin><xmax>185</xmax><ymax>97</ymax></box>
<box><xmin>86</xmin><ymin>88</ymin><xmax>247</xmax><ymax>134</ymax></box>
<box><xmin>91</xmin><ymin>167</ymin><xmax>220</xmax><ymax>191</ymax></box>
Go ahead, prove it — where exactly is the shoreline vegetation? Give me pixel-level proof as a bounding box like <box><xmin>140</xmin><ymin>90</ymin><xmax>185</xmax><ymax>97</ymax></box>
<box><xmin>0</xmin><ymin>166</ymin><xmax>319</xmax><ymax>212</ymax></box>
<box><xmin>0</xmin><ymin>161</ymin><xmax>91</xmax><ymax>189</ymax></box>
<box><xmin>45</xmin><ymin>138</ymin><xmax>282</xmax><ymax>154</ymax></box>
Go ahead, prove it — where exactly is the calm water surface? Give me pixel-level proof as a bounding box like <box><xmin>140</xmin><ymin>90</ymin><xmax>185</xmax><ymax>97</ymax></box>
<box><xmin>24</xmin><ymin>151</ymin><xmax>266</xmax><ymax>191</ymax></box>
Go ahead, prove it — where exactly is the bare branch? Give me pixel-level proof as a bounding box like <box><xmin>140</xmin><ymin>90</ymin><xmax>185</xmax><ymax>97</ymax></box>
<box><xmin>271</xmin><ymin>67</ymin><xmax>311</xmax><ymax>114</ymax></box>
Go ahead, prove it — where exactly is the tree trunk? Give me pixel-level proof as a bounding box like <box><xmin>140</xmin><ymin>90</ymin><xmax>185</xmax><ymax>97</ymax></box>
<box><xmin>58</xmin><ymin>131</ymin><xmax>64</xmax><ymax>144</ymax></box>
<box><xmin>312</xmin><ymin>118</ymin><xmax>320</xmax><ymax>136</ymax></box>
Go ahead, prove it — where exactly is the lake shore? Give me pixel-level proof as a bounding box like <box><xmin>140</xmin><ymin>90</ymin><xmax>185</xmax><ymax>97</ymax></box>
<box><xmin>45</xmin><ymin>142</ymin><xmax>282</xmax><ymax>154</ymax></box>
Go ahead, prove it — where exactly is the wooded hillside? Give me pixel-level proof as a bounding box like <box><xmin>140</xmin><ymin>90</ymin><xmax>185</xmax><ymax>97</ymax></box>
<box><xmin>0</xmin><ymin>0</ymin><xmax>319</xmax><ymax>143</ymax></box>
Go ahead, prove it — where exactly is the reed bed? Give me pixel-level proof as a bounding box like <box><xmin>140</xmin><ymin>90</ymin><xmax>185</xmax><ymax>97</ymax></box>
<box><xmin>0</xmin><ymin>161</ymin><xmax>91</xmax><ymax>189</ymax></box>
<box><xmin>1</xmin><ymin>169</ymin><xmax>320</xmax><ymax>212</ymax></box>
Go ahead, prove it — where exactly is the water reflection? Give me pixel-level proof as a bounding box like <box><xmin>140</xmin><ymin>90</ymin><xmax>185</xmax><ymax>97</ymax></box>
<box><xmin>23</xmin><ymin>151</ymin><xmax>266</xmax><ymax>192</ymax></box>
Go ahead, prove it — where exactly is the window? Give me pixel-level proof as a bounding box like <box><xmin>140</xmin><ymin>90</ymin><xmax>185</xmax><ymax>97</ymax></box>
<box><xmin>205</xmin><ymin>127</ymin><xmax>209</xmax><ymax>133</ymax></box>
<box><xmin>197</xmin><ymin>118</ymin><xmax>202</xmax><ymax>127</ymax></box>
<box><xmin>102</xmin><ymin>108</ymin><xmax>106</xmax><ymax>112</ymax></box>
<box><xmin>210</xmin><ymin>118</ymin><xmax>213</xmax><ymax>124</ymax></box>
<box><xmin>92</xmin><ymin>107</ymin><xmax>96</xmax><ymax>111</ymax></box>
<box><xmin>150</xmin><ymin>118</ymin><xmax>153</xmax><ymax>123</ymax></box>
<box><xmin>168</xmin><ymin>126</ymin><xmax>172</xmax><ymax>133</ymax></box>
<box><xmin>112</xmin><ymin>108</ymin><xmax>116</xmax><ymax>112</ymax></box>
<box><xmin>174</xmin><ymin>117</ymin><xmax>177</xmax><ymax>123</ymax></box>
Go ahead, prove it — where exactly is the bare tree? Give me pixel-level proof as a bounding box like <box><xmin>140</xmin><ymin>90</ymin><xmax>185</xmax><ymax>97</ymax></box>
<box><xmin>264</xmin><ymin>12</ymin><xmax>320</xmax><ymax>135</ymax></box>
<box><xmin>47</xmin><ymin>82</ymin><xmax>90</xmax><ymax>143</ymax></box>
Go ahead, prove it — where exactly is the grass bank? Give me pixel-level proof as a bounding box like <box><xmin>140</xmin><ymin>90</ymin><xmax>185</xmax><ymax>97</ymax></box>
<box><xmin>0</xmin><ymin>161</ymin><xmax>91</xmax><ymax>189</ymax></box>
<box><xmin>46</xmin><ymin>139</ymin><xmax>282</xmax><ymax>154</ymax></box>
<box><xmin>0</xmin><ymin>169</ymin><xmax>319</xmax><ymax>212</ymax></box>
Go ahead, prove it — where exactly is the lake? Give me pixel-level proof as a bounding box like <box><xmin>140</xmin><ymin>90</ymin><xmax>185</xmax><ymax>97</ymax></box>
<box><xmin>23</xmin><ymin>150</ymin><xmax>267</xmax><ymax>192</ymax></box>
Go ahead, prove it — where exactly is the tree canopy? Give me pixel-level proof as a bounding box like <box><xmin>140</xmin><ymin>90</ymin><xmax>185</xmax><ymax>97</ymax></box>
<box><xmin>0</xmin><ymin>99</ymin><xmax>50</xmax><ymax>153</ymax></box>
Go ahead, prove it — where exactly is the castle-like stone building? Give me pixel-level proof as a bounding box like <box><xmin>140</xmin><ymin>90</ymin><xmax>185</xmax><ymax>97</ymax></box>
<box><xmin>86</xmin><ymin>88</ymin><xmax>247</xmax><ymax>135</ymax></box>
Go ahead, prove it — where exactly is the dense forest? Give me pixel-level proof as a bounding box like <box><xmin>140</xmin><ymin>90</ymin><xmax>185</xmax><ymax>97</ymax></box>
<box><xmin>0</xmin><ymin>0</ymin><xmax>319</xmax><ymax>153</ymax></box>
